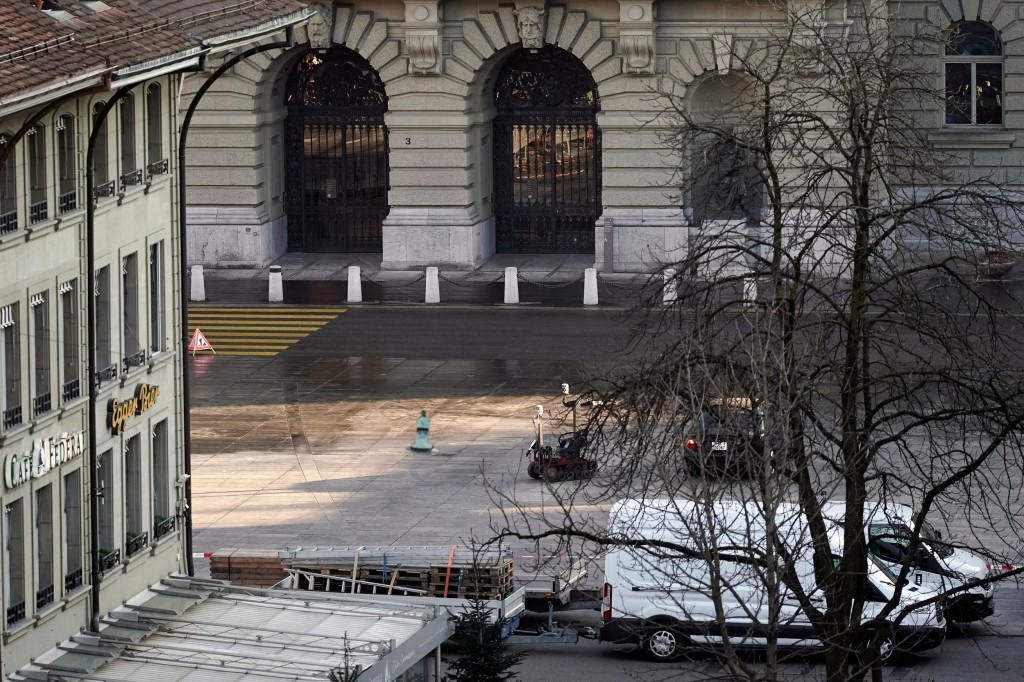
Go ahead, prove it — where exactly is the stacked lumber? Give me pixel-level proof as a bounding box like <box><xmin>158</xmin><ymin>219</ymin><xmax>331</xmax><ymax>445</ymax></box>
<box><xmin>209</xmin><ymin>548</ymin><xmax>287</xmax><ymax>587</ymax></box>
<box><xmin>280</xmin><ymin>545</ymin><xmax>516</xmax><ymax>600</ymax></box>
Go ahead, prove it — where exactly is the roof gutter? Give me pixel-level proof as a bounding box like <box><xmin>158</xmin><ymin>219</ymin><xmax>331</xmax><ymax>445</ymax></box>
<box><xmin>112</xmin><ymin>49</ymin><xmax>206</xmax><ymax>86</ymax></box>
<box><xmin>201</xmin><ymin>8</ymin><xmax>315</xmax><ymax>53</ymax></box>
<box><xmin>0</xmin><ymin>67</ymin><xmax>113</xmax><ymax>118</ymax></box>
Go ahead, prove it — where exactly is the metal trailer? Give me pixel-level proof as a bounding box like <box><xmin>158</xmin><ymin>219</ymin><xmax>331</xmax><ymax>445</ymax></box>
<box><xmin>275</xmin><ymin>546</ymin><xmax>597</xmax><ymax>645</ymax></box>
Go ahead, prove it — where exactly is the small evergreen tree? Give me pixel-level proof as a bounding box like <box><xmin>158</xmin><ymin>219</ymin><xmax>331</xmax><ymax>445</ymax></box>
<box><xmin>443</xmin><ymin>594</ymin><xmax>525</xmax><ymax>682</ymax></box>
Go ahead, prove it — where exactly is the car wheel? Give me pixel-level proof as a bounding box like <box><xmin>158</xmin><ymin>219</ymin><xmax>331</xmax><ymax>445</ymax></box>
<box><xmin>856</xmin><ymin>622</ymin><xmax>896</xmax><ymax>667</ymax></box>
<box><xmin>526</xmin><ymin>462</ymin><xmax>542</xmax><ymax>479</ymax></box>
<box><xmin>643</xmin><ymin>623</ymin><xmax>685</xmax><ymax>661</ymax></box>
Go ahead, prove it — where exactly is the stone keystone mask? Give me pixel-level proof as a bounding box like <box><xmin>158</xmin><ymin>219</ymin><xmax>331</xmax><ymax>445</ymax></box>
<box><xmin>513</xmin><ymin>6</ymin><xmax>546</xmax><ymax>49</ymax></box>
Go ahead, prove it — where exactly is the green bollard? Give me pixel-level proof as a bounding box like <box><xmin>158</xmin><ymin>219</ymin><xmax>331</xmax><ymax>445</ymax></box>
<box><xmin>410</xmin><ymin>409</ymin><xmax>433</xmax><ymax>451</ymax></box>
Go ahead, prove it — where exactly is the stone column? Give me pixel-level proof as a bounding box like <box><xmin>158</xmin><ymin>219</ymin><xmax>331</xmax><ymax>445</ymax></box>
<box><xmin>381</xmin><ymin>111</ymin><xmax>492</xmax><ymax>270</ymax></box>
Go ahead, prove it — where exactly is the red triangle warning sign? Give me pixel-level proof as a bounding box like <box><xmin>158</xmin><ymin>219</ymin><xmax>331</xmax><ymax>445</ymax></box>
<box><xmin>188</xmin><ymin>328</ymin><xmax>216</xmax><ymax>355</ymax></box>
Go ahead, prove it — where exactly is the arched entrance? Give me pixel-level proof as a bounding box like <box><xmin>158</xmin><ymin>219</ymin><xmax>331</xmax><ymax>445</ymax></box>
<box><xmin>493</xmin><ymin>47</ymin><xmax>601</xmax><ymax>253</ymax></box>
<box><xmin>285</xmin><ymin>48</ymin><xmax>388</xmax><ymax>252</ymax></box>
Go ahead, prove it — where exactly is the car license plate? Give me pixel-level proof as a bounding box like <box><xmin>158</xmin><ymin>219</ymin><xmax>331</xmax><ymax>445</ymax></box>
<box><xmin>711</xmin><ymin>441</ymin><xmax>728</xmax><ymax>451</ymax></box>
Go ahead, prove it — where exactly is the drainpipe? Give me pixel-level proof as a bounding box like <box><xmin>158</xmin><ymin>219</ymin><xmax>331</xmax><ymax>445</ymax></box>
<box><xmin>86</xmin><ymin>84</ymin><xmax>133</xmax><ymax>630</ymax></box>
<box><xmin>178</xmin><ymin>29</ymin><xmax>294</xmax><ymax>576</ymax></box>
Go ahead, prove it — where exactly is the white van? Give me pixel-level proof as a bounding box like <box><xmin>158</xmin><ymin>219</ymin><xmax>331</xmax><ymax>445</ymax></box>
<box><xmin>600</xmin><ymin>499</ymin><xmax>946</xmax><ymax>661</ymax></box>
<box><xmin>822</xmin><ymin>501</ymin><xmax>995</xmax><ymax>623</ymax></box>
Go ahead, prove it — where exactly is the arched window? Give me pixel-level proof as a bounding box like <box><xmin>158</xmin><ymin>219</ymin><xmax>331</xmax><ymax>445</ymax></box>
<box><xmin>92</xmin><ymin>102</ymin><xmax>113</xmax><ymax>197</ymax></box>
<box><xmin>120</xmin><ymin>92</ymin><xmax>140</xmax><ymax>187</ymax></box>
<box><xmin>145</xmin><ymin>84</ymin><xmax>165</xmax><ymax>177</ymax></box>
<box><xmin>945</xmin><ymin>21</ymin><xmax>1003</xmax><ymax>125</ymax></box>
<box><xmin>57</xmin><ymin>114</ymin><xmax>76</xmax><ymax>214</ymax></box>
<box><xmin>0</xmin><ymin>134</ymin><xmax>16</xmax><ymax>234</ymax></box>
<box><xmin>27</xmin><ymin>124</ymin><xmax>47</xmax><ymax>223</ymax></box>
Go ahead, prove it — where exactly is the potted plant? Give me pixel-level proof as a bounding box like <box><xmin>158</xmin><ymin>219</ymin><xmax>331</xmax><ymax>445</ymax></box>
<box><xmin>975</xmin><ymin>250</ymin><xmax>1017</xmax><ymax>278</ymax></box>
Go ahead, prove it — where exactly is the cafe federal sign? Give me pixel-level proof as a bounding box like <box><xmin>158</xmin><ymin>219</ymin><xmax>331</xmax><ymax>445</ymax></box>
<box><xmin>108</xmin><ymin>383</ymin><xmax>160</xmax><ymax>435</ymax></box>
<box><xmin>4</xmin><ymin>431</ymin><xmax>85</xmax><ymax>490</ymax></box>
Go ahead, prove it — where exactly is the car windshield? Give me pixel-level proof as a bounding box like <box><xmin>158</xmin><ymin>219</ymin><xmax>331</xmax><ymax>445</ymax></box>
<box><xmin>920</xmin><ymin>520</ymin><xmax>955</xmax><ymax>558</ymax></box>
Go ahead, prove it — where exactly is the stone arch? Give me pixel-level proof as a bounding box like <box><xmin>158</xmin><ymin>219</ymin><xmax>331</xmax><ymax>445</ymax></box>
<box><xmin>459</xmin><ymin>8</ymin><xmax>618</xmax><ymax>109</ymax></box>
<box><xmin>684</xmin><ymin>73</ymin><xmax>763</xmax><ymax>226</ymax></box>
<box><xmin>282</xmin><ymin>46</ymin><xmax>390</xmax><ymax>252</ymax></box>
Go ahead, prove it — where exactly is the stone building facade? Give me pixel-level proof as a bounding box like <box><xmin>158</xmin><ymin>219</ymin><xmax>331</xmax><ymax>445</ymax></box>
<box><xmin>184</xmin><ymin>0</ymin><xmax>1023</xmax><ymax>274</ymax></box>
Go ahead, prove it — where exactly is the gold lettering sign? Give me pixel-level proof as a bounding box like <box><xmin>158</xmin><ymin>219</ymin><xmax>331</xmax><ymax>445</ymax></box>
<box><xmin>108</xmin><ymin>383</ymin><xmax>160</xmax><ymax>434</ymax></box>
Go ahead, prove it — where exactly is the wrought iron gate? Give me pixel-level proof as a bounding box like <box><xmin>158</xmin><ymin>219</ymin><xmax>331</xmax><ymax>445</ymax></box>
<box><xmin>493</xmin><ymin>47</ymin><xmax>601</xmax><ymax>253</ymax></box>
<box><xmin>285</xmin><ymin>49</ymin><xmax>388</xmax><ymax>252</ymax></box>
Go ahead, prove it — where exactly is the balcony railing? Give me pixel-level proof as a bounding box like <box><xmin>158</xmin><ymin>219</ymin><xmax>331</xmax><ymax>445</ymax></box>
<box><xmin>35</xmin><ymin>584</ymin><xmax>54</xmax><ymax>610</ymax></box>
<box><xmin>58</xmin><ymin>190</ymin><xmax>77</xmax><ymax>214</ymax></box>
<box><xmin>126</xmin><ymin>532</ymin><xmax>149</xmax><ymax>558</ymax></box>
<box><xmin>62</xmin><ymin>378</ymin><xmax>80</xmax><ymax>403</ymax></box>
<box><xmin>99</xmin><ymin>548</ymin><xmax>121</xmax><ymax>573</ymax></box>
<box><xmin>29</xmin><ymin>201</ymin><xmax>47</xmax><ymax>224</ymax></box>
<box><xmin>0</xmin><ymin>210</ymin><xmax>16</xmax><ymax>235</ymax></box>
<box><xmin>5</xmin><ymin>600</ymin><xmax>25</xmax><ymax>627</ymax></box>
<box><xmin>93</xmin><ymin>363</ymin><xmax>118</xmax><ymax>387</ymax></box>
<box><xmin>154</xmin><ymin>515</ymin><xmax>176</xmax><ymax>540</ymax></box>
<box><xmin>120</xmin><ymin>169</ymin><xmax>143</xmax><ymax>190</ymax></box>
<box><xmin>93</xmin><ymin>180</ymin><xmax>116</xmax><ymax>200</ymax></box>
<box><xmin>64</xmin><ymin>568</ymin><xmax>83</xmax><ymax>592</ymax></box>
<box><xmin>32</xmin><ymin>392</ymin><xmax>52</xmax><ymax>417</ymax></box>
<box><xmin>122</xmin><ymin>349</ymin><xmax>147</xmax><ymax>373</ymax></box>
<box><xmin>147</xmin><ymin>158</ymin><xmax>168</xmax><ymax>178</ymax></box>
<box><xmin>2</xmin><ymin>405</ymin><xmax>22</xmax><ymax>430</ymax></box>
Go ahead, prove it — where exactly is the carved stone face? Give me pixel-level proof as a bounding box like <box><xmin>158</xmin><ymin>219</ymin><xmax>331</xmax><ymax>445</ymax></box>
<box><xmin>514</xmin><ymin>6</ymin><xmax>546</xmax><ymax>49</ymax></box>
<box><xmin>307</xmin><ymin>4</ymin><xmax>332</xmax><ymax>49</ymax></box>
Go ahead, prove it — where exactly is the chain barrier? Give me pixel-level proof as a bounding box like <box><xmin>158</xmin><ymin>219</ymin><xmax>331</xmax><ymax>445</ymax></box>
<box><xmin>437</xmin><ymin>272</ymin><xmax>505</xmax><ymax>288</ymax></box>
<box><xmin>595</xmin><ymin>272</ymin><xmax>649</xmax><ymax>292</ymax></box>
<box><xmin>364</xmin><ymin>272</ymin><xmax>426</xmax><ymax>289</ymax></box>
<box><xmin>515</xmin><ymin>272</ymin><xmax>586</xmax><ymax>288</ymax></box>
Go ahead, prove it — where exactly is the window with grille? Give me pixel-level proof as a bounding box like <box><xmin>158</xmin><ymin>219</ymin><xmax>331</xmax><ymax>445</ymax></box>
<box><xmin>5</xmin><ymin>498</ymin><xmax>25</xmax><ymax>626</ymax></box>
<box><xmin>2</xmin><ymin>303</ymin><xmax>22</xmax><ymax>430</ymax></box>
<box><xmin>0</xmin><ymin>134</ymin><xmax>16</xmax><ymax>234</ymax></box>
<box><xmin>120</xmin><ymin>94</ymin><xmax>138</xmax><ymax>186</ymax></box>
<box><xmin>92</xmin><ymin>103</ymin><xmax>110</xmax><ymax>189</ymax></box>
<box><xmin>146</xmin><ymin>84</ymin><xmax>163</xmax><ymax>172</ymax></box>
<box><xmin>57</xmin><ymin>114</ymin><xmax>77</xmax><ymax>213</ymax></box>
<box><xmin>946</xmin><ymin>21</ymin><xmax>1003</xmax><ymax>125</ymax></box>
<box><xmin>97</xmin><ymin>449</ymin><xmax>115</xmax><ymax>560</ymax></box>
<box><xmin>152</xmin><ymin>420</ymin><xmax>170</xmax><ymax>528</ymax></box>
<box><xmin>27</xmin><ymin>125</ymin><xmax>47</xmax><ymax>223</ymax></box>
<box><xmin>149</xmin><ymin>242</ymin><xmax>164</xmax><ymax>353</ymax></box>
<box><xmin>122</xmin><ymin>253</ymin><xmax>140</xmax><ymax>361</ymax></box>
<box><xmin>35</xmin><ymin>485</ymin><xmax>54</xmax><ymax>609</ymax></box>
<box><xmin>95</xmin><ymin>267</ymin><xmax>111</xmax><ymax>376</ymax></box>
<box><xmin>60</xmin><ymin>281</ymin><xmax>79</xmax><ymax>402</ymax></box>
<box><xmin>63</xmin><ymin>469</ymin><xmax>83</xmax><ymax>593</ymax></box>
<box><xmin>31</xmin><ymin>292</ymin><xmax>51</xmax><ymax>417</ymax></box>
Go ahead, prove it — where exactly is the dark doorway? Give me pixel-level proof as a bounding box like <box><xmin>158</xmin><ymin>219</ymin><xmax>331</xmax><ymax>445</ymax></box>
<box><xmin>493</xmin><ymin>47</ymin><xmax>601</xmax><ymax>253</ymax></box>
<box><xmin>285</xmin><ymin>48</ymin><xmax>388</xmax><ymax>252</ymax></box>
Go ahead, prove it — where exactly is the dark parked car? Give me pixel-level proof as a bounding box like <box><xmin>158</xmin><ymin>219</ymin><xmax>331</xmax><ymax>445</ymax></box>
<box><xmin>681</xmin><ymin>398</ymin><xmax>768</xmax><ymax>477</ymax></box>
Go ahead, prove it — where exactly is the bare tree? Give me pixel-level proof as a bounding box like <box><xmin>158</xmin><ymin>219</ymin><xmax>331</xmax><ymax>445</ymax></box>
<box><xmin>486</xmin><ymin>1</ymin><xmax>1024</xmax><ymax>680</ymax></box>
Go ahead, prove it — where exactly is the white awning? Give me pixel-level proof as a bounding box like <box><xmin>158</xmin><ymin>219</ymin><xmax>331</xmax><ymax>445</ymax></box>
<box><xmin>10</xmin><ymin>576</ymin><xmax>452</xmax><ymax>682</ymax></box>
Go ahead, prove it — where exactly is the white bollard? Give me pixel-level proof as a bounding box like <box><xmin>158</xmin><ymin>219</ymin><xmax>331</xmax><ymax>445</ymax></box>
<box><xmin>583</xmin><ymin>267</ymin><xmax>599</xmax><ymax>306</ymax></box>
<box><xmin>268</xmin><ymin>265</ymin><xmax>283</xmax><ymax>303</ymax></box>
<box><xmin>347</xmin><ymin>266</ymin><xmax>362</xmax><ymax>303</ymax></box>
<box><xmin>425</xmin><ymin>266</ymin><xmax>440</xmax><ymax>303</ymax></box>
<box><xmin>743</xmin><ymin>274</ymin><xmax>758</xmax><ymax>308</ymax></box>
<box><xmin>663</xmin><ymin>268</ymin><xmax>677</xmax><ymax>304</ymax></box>
<box><xmin>503</xmin><ymin>266</ymin><xmax>519</xmax><ymax>304</ymax></box>
<box><xmin>190</xmin><ymin>265</ymin><xmax>205</xmax><ymax>302</ymax></box>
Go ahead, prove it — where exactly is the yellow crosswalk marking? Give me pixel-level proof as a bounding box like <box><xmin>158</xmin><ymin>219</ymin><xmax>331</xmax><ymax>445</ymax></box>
<box><xmin>187</xmin><ymin>306</ymin><xmax>346</xmax><ymax>357</ymax></box>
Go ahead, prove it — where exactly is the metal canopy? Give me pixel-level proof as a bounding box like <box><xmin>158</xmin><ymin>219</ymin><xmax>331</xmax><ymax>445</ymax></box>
<box><xmin>10</xmin><ymin>576</ymin><xmax>452</xmax><ymax>682</ymax></box>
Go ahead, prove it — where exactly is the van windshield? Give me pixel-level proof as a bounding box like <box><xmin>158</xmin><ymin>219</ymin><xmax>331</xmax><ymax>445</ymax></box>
<box><xmin>920</xmin><ymin>520</ymin><xmax>954</xmax><ymax>559</ymax></box>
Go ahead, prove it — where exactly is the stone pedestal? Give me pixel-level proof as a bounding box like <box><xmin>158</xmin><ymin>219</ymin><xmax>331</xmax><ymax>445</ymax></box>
<box><xmin>595</xmin><ymin>208</ymin><xmax>689</xmax><ymax>272</ymax></box>
<box><xmin>382</xmin><ymin>207</ymin><xmax>493</xmax><ymax>269</ymax></box>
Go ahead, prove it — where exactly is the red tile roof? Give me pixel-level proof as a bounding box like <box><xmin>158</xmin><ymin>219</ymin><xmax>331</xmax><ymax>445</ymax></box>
<box><xmin>0</xmin><ymin>0</ymin><xmax>311</xmax><ymax>109</ymax></box>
